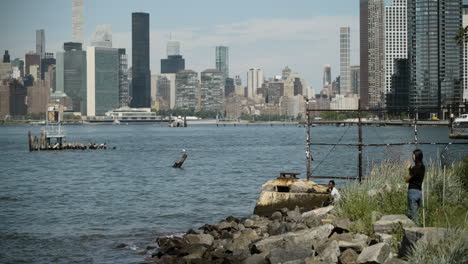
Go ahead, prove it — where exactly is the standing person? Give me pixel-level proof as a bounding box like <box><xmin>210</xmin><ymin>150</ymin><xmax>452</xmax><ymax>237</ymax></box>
<box><xmin>406</xmin><ymin>149</ymin><xmax>425</xmax><ymax>225</ymax></box>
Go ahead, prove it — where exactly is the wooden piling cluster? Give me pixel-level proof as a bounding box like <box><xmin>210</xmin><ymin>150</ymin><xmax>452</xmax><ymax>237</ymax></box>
<box><xmin>28</xmin><ymin>130</ymin><xmax>108</xmax><ymax>151</ymax></box>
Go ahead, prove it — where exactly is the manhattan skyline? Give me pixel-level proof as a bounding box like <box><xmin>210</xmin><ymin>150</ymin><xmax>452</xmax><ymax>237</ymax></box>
<box><xmin>2</xmin><ymin>0</ymin><xmax>363</xmax><ymax>93</ymax></box>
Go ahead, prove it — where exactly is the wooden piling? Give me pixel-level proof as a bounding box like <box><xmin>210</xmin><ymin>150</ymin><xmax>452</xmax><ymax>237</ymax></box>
<box><xmin>173</xmin><ymin>153</ymin><xmax>188</xmax><ymax>168</ymax></box>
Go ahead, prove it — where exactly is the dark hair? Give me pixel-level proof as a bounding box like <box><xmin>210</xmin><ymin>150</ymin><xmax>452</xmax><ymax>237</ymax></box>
<box><xmin>413</xmin><ymin>149</ymin><xmax>424</xmax><ymax>165</ymax></box>
<box><xmin>329</xmin><ymin>180</ymin><xmax>335</xmax><ymax>186</ymax></box>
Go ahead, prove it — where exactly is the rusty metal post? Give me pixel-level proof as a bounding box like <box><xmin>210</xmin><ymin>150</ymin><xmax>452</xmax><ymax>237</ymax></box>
<box><xmin>414</xmin><ymin>108</ymin><xmax>418</xmax><ymax>148</ymax></box>
<box><xmin>358</xmin><ymin>100</ymin><xmax>363</xmax><ymax>183</ymax></box>
<box><xmin>305</xmin><ymin>98</ymin><xmax>312</xmax><ymax>180</ymax></box>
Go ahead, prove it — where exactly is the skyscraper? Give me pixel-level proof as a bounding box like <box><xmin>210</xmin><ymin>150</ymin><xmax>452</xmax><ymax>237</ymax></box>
<box><xmin>72</xmin><ymin>0</ymin><xmax>84</xmax><ymax>44</ymax></box>
<box><xmin>118</xmin><ymin>48</ymin><xmax>130</xmax><ymax>108</ymax></box>
<box><xmin>40</xmin><ymin>53</ymin><xmax>55</xmax><ymax>80</ymax></box>
<box><xmin>340</xmin><ymin>27</ymin><xmax>351</xmax><ymax>95</ymax></box>
<box><xmin>282</xmin><ymin>66</ymin><xmax>291</xmax><ymax>80</ymax></box>
<box><xmin>463</xmin><ymin>5</ymin><xmax>468</xmax><ymax>101</ymax></box>
<box><xmin>131</xmin><ymin>12</ymin><xmax>151</xmax><ymax>108</ymax></box>
<box><xmin>384</xmin><ymin>0</ymin><xmax>407</xmax><ymax>101</ymax></box>
<box><xmin>87</xmin><ymin>46</ymin><xmax>120</xmax><ymax>116</ymax></box>
<box><xmin>408</xmin><ymin>0</ymin><xmax>463</xmax><ymax>112</ymax></box>
<box><xmin>161</xmin><ymin>40</ymin><xmax>185</xmax><ymax>74</ymax></box>
<box><xmin>25</xmin><ymin>52</ymin><xmax>40</xmax><ymax>76</ymax></box>
<box><xmin>247</xmin><ymin>68</ymin><xmax>263</xmax><ymax>98</ymax></box>
<box><xmin>156</xmin><ymin>73</ymin><xmax>176</xmax><ymax>109</ymax></box>
<box><xmin>91</xmin><ymin>25</ymin><xmax>112</xmax><ymax>48</ymax></box>
<box><xmin>323</xmin><ymin>65</ymin><xmax>331</xmax><ymax>87</ymax></box>
<box><xmin>36</xmin><ymin>29</ymin><xmax>45</xmax><ymax>59</ymax></box>
<box><xmin>360</xmin><ymin>0</ymin><xmax>385</xmax><ymax>108</ymax></box>
<box><xmin>350</xmin><ymin>66</ymin><xmax>361</xmax><ymax>95</ymax></box>
<box><xmin>175</xmin><ymin>70</ymin><xmax>198</xmax><ymax>110</ymax></box>
<box><xmin>56</xmin><ymin>42</ymin><xmax>87</xmax><ymax>113</ymax></box>
<box><xmin>215</xmin><ymin>46</ymin><xmax>229</xmax><ymax>78</ymax></box>
<box><xmin>3</xmin><ymin>50</ymin><xmax>10</xmax><ymax>63</ymax></box>
<box><xmin>201</xmin><ymin>69</ymin><xmax>224</xmax><ymax>112</ymax></box>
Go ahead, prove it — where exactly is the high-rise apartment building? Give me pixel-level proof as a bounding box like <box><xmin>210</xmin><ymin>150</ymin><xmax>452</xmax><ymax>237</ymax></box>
<box><xmin>247</xmin><ymin>68</ymin><xmax>263</xmax><ymax>98</ymax></box>
<box><xmin>350</xmin><ymin>66</ymin><xmax>361</xmax><ymax>96</ymax></box>
<box><xmin>215</xmin><ymin>46</ymin><xmax>229</xmax><ymax>78</ymax></box>
<box><xmin>56</xmin><ymin>42</ymin><xmax>86</xmax><ymax>114</ymax></box>
<box><xmin>340</xmin><ymin>27</ymin><xmax>351</xmax><ymax>95</ymax></box>
<box><xmin>25</xmin><ymin>52</ymin><xmax>40</xmax><ymax>77</ymax></box>
<box><xmin>40</xmin><ymin>53</ymin><xmax>55</xmax><ymax>80</ymax></box>
<box><xmin>156</xmin><ymin>73</ymin><xmax>176</xmax><ymax>109</ymax></box>
<box><xmin>200</xmin><ymin>69</ymin><xmax>224</xmax><ymax>112</ymax></box>
<box><xmin>463</xmin><ymin>5</ymin><xmax>468</xmax><ymax>101</ymax></box>
<box><xmin>161</xmin><ymin>41</ymin><xmax>185</xmax><ymax>74</ymax></box>
<box><xmin>360</xmin><ymin>0</ymin><xmax>385</xmax><ymax>108</ymax></box>
<box><xmin>72</xmin><ymin>0</ymin><xmax>84</xmax><ymax>44</ymax></box>
<box><xmin>384</xmin><ymin>0</ymin><xmax>407</xmax><ymax>102</ymax></box>
<box><xmin>131</xmin><ymin>12</ymin><xmax>151</xmax><ymax>108</ymax></box>
<box><xmin>86</xmin><ymin>46</ymin><xmax>120</xmax><ymax>116</ymax></box>
<box><xmin>91</xmin><ymin>25</ymin><xmax>112</xmax><ymax>48</ymax></box>
<box><xmin>36</xmin><ymin>29</ymin><xmax>45</xmax><ymax>59</ymax></box>
<box><xmin>175</xmin><ymin>70</ymin><xmax>198</xmax><ymax>110</ymax></box>
<box><xmin>408</xmin><ymin>0</ymin><xmax>463</xmax><ymax>112</ymax></box>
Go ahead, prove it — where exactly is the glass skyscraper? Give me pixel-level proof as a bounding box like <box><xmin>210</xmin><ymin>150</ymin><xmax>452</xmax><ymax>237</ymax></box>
<box><xmin>407</xmin><ymin>0</ymin><xmax>463</xmax><ymax>113</ymax></box>
<box><xmin>340</xmin><ymin>27</ymin><xmax>351</xmax><ymax>95</ymax></box>
<box><xmin>215</xmin><ymin>46</ymin><xmax>229</xmax><ymax>78</ymax></box>
<box><xmin>131</xmin><ymin>12</ymin><xmax>151</xmax><ymax>108</ymax></box>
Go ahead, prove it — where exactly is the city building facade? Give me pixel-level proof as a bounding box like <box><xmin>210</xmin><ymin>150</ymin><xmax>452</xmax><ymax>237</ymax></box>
<box><xmin>36</xmin><ymin>29</ymin><xmax>45</xmax><ymax>59</ymax></box>
<box><xmin>131</xmin><ymin>12</ymin><xmax>151</xmax><ymax>108</ymax></box>
<box><xmin>247</xmin><ymin>68</ymin><xmax>264</xmax><ymax>98</ymax></box>
<box><xmin>175</xmin><ymin>70</ymin><xmax>198</xmax><ymax>110</ymax></box>
<box><xmin>350</xmin><ymin>66</ymin><xmax>360</xmax><ymax>96</ymax></box>
<box><xmin>215</xmin><ymin>46</ymin><xmax>229</xmax><ymax>78</ymax></box>
<box><xmin>340</xmin><ymin>27</ymin><xmax>351</xmax><ymax>95</ymax></box>
<box><xmin>201</xmin><ymin>69</ymin><xmax>224</xmax><ymax>112</ymax></box>
<box><xmin>72</xmin><ymin>0</ymin><xmax>84</xmax><ymax>44</ymax></box>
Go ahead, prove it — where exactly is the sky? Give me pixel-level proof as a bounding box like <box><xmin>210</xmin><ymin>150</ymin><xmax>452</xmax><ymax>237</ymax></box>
<box><xmin>2</xmin><ymin>0</ymin><xmax>377</xmax><ymax>92</ymax></box>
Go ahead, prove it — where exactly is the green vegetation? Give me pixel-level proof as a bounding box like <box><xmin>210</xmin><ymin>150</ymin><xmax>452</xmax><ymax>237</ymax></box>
<box><xmin>153</xmin><ymin>109</ymin><xmax>220</xmax><ymax>119</ymax></box>
<box><xmin>319</xmin><ymin>111</ymin><xmax>373</xmax><ymax>121</ymax></box>
<box><xmin>336</xmin><ymin>158</ymin><xmax>468</xmax><ymax>236</ymax></box>
<box><xmin>407</xmin><ymin>228</ymin><xmax>468</xmax><ymax>264</ymax></box>
<box><xmin>240</xmin><ymin>114</ymin><xmax>294</xmax><ymax>122</ymax></box>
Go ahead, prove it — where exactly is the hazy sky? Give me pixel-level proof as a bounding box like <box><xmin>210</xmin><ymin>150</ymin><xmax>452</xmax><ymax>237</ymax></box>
<box><xmin>4</xmin><ymin>0</ymin><xmax>459</xmax><ymax>92</ymax></box>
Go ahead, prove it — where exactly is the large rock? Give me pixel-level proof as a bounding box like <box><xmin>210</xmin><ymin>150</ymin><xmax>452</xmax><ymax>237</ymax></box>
<box><xmin>252</xmin><ymin>224</ymin><xmax>334</xmax><ymax>254</ymax></box>
<box><xmin>357</xmin><ymin>243</ymin><xmax>390</xmax><ymax>264</ymax></box>
<box><xmin>286</xmin><ymin>206</ymin><xmax>303</xmax><ymax>222</ymax></box>
<box><xmin>302</xmin><ymin>206</ymin><xmax>335</xmax><ymax>228</ymax></box>
<box><xmin>375</xmin><ymin>233</ymin><xmax>393</xmax><ymax>244</ymax></box>
<box><xmin>268</xmin><ymin>247</ymin><xmax>313</xmax><ymax>264</ymax></box>
<box><xmin>340</xmin><ymin>248</ymin><xmax>358</xmax><ymax>264</ymax></box>
<box><xmin>183</xmin><ymin>234</ymin><xmax>214</xmax><ymax>246</ymax></box>
<box><xmin>398</xmin><ymin>227</ymin><xmax>448</xmax><ymax>258</ymax></box>
<box><xmin>182</xmin><ymin>245</ymin><xmax>207</xmax><ymax>260</ymax></box>
<box><xmin>228</xmin><ymin>228</ymin><xmax>259</xmax><ymax>251</ymax></box>
<box><xmin>338</xmin><ymin>240</ymin><xmax>367</xmax><ymax>253</ymax></box>
<box><xmin>254</xmin><ymin>179</ymin><xmax>329</xmax><ymax>216</ymax></box>
<box><xmin>320</xmin><ymin>240</ymin><xmax>340</xmax><ymax>263</ymax></box>
<box><xmin>373</xmin><ymin>215</ymin><xmax>415</xmax><ymax>234</ymax></box>
<box><xmin>243</xmin><ymin>253</ymin><xmax>268</xmax><ymax>264</ymax></box>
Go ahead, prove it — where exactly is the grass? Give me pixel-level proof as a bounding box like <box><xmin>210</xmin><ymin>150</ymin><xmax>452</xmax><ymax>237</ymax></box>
<box><xmin>335</xmin><ymin>158</ymin><xmax>468</xmax><ymax>236</ymax></box>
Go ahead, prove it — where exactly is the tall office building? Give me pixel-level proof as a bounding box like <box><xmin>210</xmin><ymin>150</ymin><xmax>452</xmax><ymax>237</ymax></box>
<box><xmin>36</xmin><ymin>30</ymin><xmax>45</xmax><ymax>59</ymax></box>
<box><xmin>323</xmin><ymin>64</ymin><xmax>331</xmax><ymax>87</ymax></box>
<box><xmin>118</xmin><ymin>48</ymin><xmax>130</xmax><ymax>107</ymax></box>
<box><xmin>175</xmin><ymin>70</ymin><xmax>198</xmax><ymax>110</ymax></box>
<box><xmin>247</xmin><ymin>68</ymin><xmax>263</xmax><ymax>98</ymax></box>
<box><xmin>91</xmin><ymin>25</ymin><xmax>112</xmax><ymax>48</ymax></box>
<box><xmin>340</xmin><ymin>27</ymin><xmax>351</xmax><ymax>95</ymax></box>
<box><xmin>72</xmin><ymin>0</ymin><xmax>84</xmax><ymax>44</ymax></box>
<box><xmin>161</xmin><ymin>40</ymin><xmax>185</xmax><ymax>74</ymax></box>
<box><xmin>87</xmin><ymin>46</ymin><xmax>120</xmax><ymax>116</ymax></box>
<box><xmin>201</xmin><ymin>69</ymin><xmax>224</xmax><ymax>112</ymax></box>
<box><xmin>56</xmin><ymin>42</ymin><xmax>86</xmax><ymax>113</ymax></box>
<box><xmin>215</xmin><ymin>46</ymin><xmax>229</xmax><ymax>78</ymax></box>
<box><xmin>3</xmin><ymin>50</ymin><xmax>10</xmax><ymax>63</ymax></box>
<box><xmin>350</xmin><ymin>66</ymin><xmax>361</xmax><ymax>96</ymax></box>
<box><xmin>463</xmin><ymin>5</ymin><xmax>468</xmax><ymax>101</ymax></box>
<box><xmin>156</xmin><ymin>73</ymin><xmax>176</xmax><ymax>109</ymax></box>
<box><xmin>360</xmin><ymin>0</ymin><xmax>385</xmax><ymax>108</ymax></box>
<box><xmin>40</xmin><ymin>53</ymin><xmax>56</xmax><ymax>80</ymax></box>
<box><xmin>131</xmin><ymin>12</ymin><xmax>151</xmax><ymax>108</ymax></box>
<box><xmin>25</xmin><ymin>52</ymin><xmax>40</xmax><ymax>77</ymax></box>
<box><xmin>385</xmin><ymin>0</ymin><xmax>407</xmax><ymax>102</ymax></box>
<box><xmin>408</xmin><ymin>0</ymin><xmax>463</xmax><ymax>112</ymax></box>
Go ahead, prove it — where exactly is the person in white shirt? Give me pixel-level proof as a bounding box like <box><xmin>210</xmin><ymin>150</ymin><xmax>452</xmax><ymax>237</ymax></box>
<box><xmin>327</xmin><ymin>180</ymin><xmax>341</xmax><ymax>202</ymax></box>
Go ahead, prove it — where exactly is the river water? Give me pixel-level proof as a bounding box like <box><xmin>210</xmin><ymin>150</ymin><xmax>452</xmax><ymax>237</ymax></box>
<box><xmin>0</xmin><ymin>124</ymin><xmax>466</xmax><ymax>263</ymax></box>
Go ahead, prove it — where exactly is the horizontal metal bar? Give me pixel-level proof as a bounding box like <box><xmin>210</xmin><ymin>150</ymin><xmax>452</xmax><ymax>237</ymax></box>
<box><xmin>310</xmin><ymin>142</ymin><xmax>468</xmax><ymax>146</ymax></box>
<box><xmin>309</xmin><ymin>176</ymin><xmax>365</xmax><ymax>180</ymax></box>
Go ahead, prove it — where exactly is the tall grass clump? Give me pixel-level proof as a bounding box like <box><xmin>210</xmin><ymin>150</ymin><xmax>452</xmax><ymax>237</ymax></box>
<box><xmin>336</xmin><ymin>157</ymin><xmax>468</xmax><ymax>235</ymax></box>
<box><xmin>406</xmin><ymin>228</ymin><xmax>468</xmax><ymax>264</ymax></box>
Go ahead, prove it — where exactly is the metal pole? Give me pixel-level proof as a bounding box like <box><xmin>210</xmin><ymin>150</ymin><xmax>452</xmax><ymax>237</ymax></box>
<box><xmin>414</xmin><ymin>108</ymin><xmax>418</xmax><ymax>148</ymax></box>
<box><xmin>358</xmin><ymin>99</ymin><xmax>363</xmax><ymax>183</ymax></box>
<box><xmin>305</xmin><ymin>98</ymin><xmax>311</xmax><ymax>180</ymax></box>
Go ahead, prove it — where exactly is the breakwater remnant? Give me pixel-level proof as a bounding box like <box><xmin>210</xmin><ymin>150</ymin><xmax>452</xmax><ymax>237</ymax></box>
<box><xmin>28</xmin><ymin>130</ymin><xmax>109</xmax><ymax>151</ymax></box>
<box><xmin>142</xmin><ymin>206</ymin><xmax>438</xmax><ymax>263</ymax></box>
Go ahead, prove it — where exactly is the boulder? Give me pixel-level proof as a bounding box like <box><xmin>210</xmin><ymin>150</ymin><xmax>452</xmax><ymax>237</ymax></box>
<box><xmin>373</xmin><ymin>215</ymin><xmax>415</xmax><ymax>234</ymax></box>
<box><xmin>338</xmin><ymin>240</ymin><xmax>367</xmax><ymax>253</ymax></box>
<box><xmin>375</xmin><ymin>233</ymin><xmax>393</xmax><ymax>244</ymax></box>
<box><xmin>357</xmin><ymin>243</ymin><xmax>390</xmax><ymax>264</ymax></box>
<box><xmin>286</xmin><ymin>206</ymin><xmax>303</xmax><ymax>222</ymax></box>
<box><xmin>228</xmin><ymin>228</ymin><xmax>259</xmax><ymax>251</ymax></box>
<box><xmin>302</xmin><ymin>206</ymin><xmax>335</xmax><ymax>228</ymax></box>
<box><xmin>271</xmin><ymin>211</ymin><xmax>283</xmax><ymax>221</ymax></box>
<box><xmin>252</xmin><ymin>224</ymin><xmax>334</xmax><ymax>254</ymax></box>
<box><xmin>268</xmin><ymin>247</ymin><xmax>313</xmax><ymax>264</ymax></box>
<box><xmin>183</xmin><ymin>245</ymin><xmax>207</xmax><ymax>260</ymax></box>
<box><xmin>243</xmin><ymin>253</ymin><xmax>268</xmax><ymax>264</ymax></box>
<box><xmin>384</xmin><ymin>258</ymin><xmax>407</xmax><ymax>264</ymax></box>
<box><xmin>333</xmin><ymin>218</ymin><xmax>352</xmax><ymax>232</ymax></box>
<box><xmin>340</xmin><ymin>248</ymin><xmax>358</xmax><ymax>264</ymax></box>
<box><xmin>320</xmin><ymin>240</ymin><xmax>340</xmax><ymax>263</ymax></box>
<box><xmin>399</xmin><ymin>227</ymin><xmax>448</xmax><ymax>258</ymax></box>
<box><xmin>217</xmin><ymin>221</ymin><xmax>233</xmax><ymax>230</ymax></box>
<box><xmin>183</xmin><ymin>234</ymin><xmax>214</xmax><ymax>246</ymax></box>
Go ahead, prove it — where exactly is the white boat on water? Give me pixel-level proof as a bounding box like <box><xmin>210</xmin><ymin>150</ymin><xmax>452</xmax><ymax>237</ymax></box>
<box><xmin>454</xmin><ymin>114</ymin><xmax>468</xmax><ymax>128</ymax></box>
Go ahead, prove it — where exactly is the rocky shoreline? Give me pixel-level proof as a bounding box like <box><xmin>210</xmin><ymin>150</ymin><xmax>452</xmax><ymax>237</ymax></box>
<box><xmin>138</xmin><ymin>205</ymin><xmax>448</xmax><ymax>264</ymax></box>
